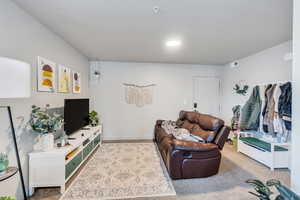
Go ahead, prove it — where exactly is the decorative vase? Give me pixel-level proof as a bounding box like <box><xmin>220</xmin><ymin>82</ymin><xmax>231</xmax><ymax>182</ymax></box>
<box><xmin>0</xmin><ymin>158</ymin><xmax>9</xmax><ymax>173</ymax></box>
<box><xmin>35</xmin><ymin>134</ymin><xmax>54</xmax><ymax>151</ymax></box>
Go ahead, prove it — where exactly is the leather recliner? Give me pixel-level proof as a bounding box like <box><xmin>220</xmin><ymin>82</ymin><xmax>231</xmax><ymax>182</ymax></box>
<box><xmin>154</xmin><ymin>111</ymin><xmax>230</xmax><ymax>179</ymax></box>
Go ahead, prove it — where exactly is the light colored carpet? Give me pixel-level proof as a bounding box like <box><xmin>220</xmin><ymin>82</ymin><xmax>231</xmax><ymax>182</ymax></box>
<box><xmin>60</xmin><ymin>143</ymin><xmax>176</xmax><ymax>200</ymax></box>
<box><xmin>30</xmin><ymin>143</ymin><xmax>290</xmax><ymax>200</ymax></box>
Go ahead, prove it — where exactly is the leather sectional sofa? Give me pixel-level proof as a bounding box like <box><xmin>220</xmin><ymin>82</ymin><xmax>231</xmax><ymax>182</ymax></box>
<box><xmin>154</xmin><ymin>111</ymin><xmax>230</xmax><ymax>179</ymax></box>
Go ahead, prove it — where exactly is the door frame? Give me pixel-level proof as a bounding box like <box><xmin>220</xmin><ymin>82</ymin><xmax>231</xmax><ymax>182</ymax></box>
<box><xmin>192</xmin><ymin>75</ymin><xmax>222</xmax><ymax>115</ymax></box>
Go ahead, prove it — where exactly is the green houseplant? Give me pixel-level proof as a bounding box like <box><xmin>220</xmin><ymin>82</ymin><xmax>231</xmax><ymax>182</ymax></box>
<box><xmin>89</xmin><ymin>110</ymin><xmax>99</xmax><ymax>126</ymax></box>
<box><xmin>29</xmin><ymin>105</ymin><xmax>63</xmax><ymax>151</ymax></box>
<box><xmin>246</xmin><ymin>179</ymin><xmax>300</xmax><ymax>200</ymax></box>
<box><xmin>0</xmin><ymin>153</ymin><xmax>9</xmax><ymax>173</ymax></box>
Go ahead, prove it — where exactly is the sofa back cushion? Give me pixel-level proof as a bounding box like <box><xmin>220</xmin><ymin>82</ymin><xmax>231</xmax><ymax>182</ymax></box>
<box><xmin>179</xmin><ymin>111</ymin><xmax>224</xmax><ymax>133</ymax></box>
<box><xmin>176</xmin><ymin>119</ymin><xmax>216</xmax><ymax>142</ymax></box>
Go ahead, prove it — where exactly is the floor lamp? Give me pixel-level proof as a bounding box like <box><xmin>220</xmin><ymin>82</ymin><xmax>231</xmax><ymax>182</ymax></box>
<box><xmin>0</xmin><ymin>57</ymin><xmax>31</xmax><ymax>200</ymax></box>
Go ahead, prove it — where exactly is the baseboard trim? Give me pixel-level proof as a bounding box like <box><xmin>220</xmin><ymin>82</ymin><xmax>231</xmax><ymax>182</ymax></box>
<box><xmin>103</xmin><ymin>139</ymin><xmax>153</xmax><ymax>143</ymax></box>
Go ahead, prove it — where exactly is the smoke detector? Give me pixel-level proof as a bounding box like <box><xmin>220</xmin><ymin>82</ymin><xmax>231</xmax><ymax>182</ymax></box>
<box><xmin>153</xmin><ymin>6</ymin><xmax>160</xmax><ymax>14</ymax></box>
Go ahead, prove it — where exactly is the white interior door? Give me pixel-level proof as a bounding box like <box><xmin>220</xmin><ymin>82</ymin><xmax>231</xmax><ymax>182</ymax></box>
<box><xmin>193</xmin><ymin>76</ymin><xmax>221</xmax><ymax>117</ymax></box>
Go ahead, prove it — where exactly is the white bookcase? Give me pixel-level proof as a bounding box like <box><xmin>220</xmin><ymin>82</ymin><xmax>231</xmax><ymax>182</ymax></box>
<box><xmin>28</xmin><ymin>125</ymin><xmax>102</xmax><ymax>196</ymax></box>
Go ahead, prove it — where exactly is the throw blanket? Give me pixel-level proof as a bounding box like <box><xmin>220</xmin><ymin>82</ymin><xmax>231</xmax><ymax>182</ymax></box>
<box><xmin>161</xmin><ymin>120</ymin><xmax>204</xmax><ymax>142</ymax></box>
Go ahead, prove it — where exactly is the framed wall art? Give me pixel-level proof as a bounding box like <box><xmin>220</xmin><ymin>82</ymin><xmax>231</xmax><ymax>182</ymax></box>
<box><xmin>72</xmin><ymin>71</ymin><xmax>81</xmax><ymax>93</ymax></box>
<box><xmin>37</xmin><ymin>57</ymin><xmax>56</xmax><ymax>92</ymax></box>
<box><xmin>58</xmin><ymin>65</ymin><xmax>71</xmax><ymax>93</ymax></box>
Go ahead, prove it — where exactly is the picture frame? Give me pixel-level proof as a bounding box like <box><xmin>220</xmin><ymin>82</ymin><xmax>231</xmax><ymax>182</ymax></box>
<box><xmin>58</xmin><ymin>65</ymin><xmax>71</xmax><ymax>93</ymax></box>
<box><xmin>37</xmin><ymin>56</ymin><xmax>56</xmax><ymax>92</ymax></box>
<box><xmin>72</xmin><ymin>71</ymin><xmax>81</xmax><ymax>93</ymax></box>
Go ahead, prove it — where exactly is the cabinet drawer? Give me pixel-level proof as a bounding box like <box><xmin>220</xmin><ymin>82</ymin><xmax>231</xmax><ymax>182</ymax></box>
<box><xmin>83</xmin><ymin>142</ymin><xmax>94</xmax><ymax>159</ymax></box>
<box><xmin>65</xmin><ymin>152</ymin><xmax>82</xmax><ymax>180</ymax></box>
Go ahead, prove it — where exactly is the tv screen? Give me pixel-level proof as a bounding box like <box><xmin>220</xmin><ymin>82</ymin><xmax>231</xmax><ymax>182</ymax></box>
<box><xmin>64</xmin><ymin>99</ymin><xmax>89</xmax><ymax>135</ymax></box>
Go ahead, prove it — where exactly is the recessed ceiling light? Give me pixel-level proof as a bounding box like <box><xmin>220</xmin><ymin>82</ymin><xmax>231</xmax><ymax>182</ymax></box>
<box><xmin>166</xmin><ymin>40</ymin><xmax>181</xmax><ymax>47</ymax></box>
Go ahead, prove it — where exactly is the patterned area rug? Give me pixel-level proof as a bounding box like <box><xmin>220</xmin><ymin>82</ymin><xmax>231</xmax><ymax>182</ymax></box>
<box><xmin>60</xmin><ymin>143</ymin><xmax>176</xmax><ymax>200</ymax></box>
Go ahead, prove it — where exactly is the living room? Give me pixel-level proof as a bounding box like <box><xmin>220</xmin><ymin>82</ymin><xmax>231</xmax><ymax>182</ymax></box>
<box><xmin>0</xmin><ymin>0</ymin><xmax>299</xmax><ymax>200</ymax></box>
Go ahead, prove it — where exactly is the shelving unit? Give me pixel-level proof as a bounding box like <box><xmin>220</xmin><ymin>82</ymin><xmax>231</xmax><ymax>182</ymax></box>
<box><xmin>28</xmin><ymin>125</ymin><xmax>102</xmax><ymax>196</ymax></box>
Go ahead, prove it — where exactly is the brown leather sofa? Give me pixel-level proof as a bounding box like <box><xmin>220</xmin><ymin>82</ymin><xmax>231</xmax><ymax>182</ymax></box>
<box><xmin>154</xmin><ymin>111</ymin><xmax>230</xmax><ymax>179</ymax></box>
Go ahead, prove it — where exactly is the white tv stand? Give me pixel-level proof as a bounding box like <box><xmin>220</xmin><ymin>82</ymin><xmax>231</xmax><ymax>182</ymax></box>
<box><xmin>28</xmin><ymin>125</ymin><xmax>102</xmax><ymax>196</ymax></box>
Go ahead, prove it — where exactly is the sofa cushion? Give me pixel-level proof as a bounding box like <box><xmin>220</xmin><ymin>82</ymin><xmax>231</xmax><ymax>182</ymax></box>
<box><xmin>179</xmin><ymin>111</ymin><xmax>224</xmax><ymax>132</ymax></box>
<box><xmin>191</xmin><ymin>124</ymin><xmax>216</xmax><ymax>142</ymax></box>
<box><xmin>176</xmin><ymin>119</ymin><xmax>194</xmax><ymax>132</ymax></box>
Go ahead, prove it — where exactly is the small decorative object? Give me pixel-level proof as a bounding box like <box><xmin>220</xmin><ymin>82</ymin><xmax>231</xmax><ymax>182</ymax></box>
<box><xmin>58</xmin><ymin>65</ymin><xmax>71</xmax><ymax>93</ymax></box>
<box><xmin>193</xmin><ymin>102</ymin><xmax>198</xmax><ymax>112</ymax></box>
<box><xmin>29</xmin><ymin>105</ymin><xmax>64</xmax><ymax>151</ymax></box>
<box><xmin>72</xmin><ymin>71</ymin><xmax>81</xmax><ymax>93</ymax></box>
<box><xmin>246</xmin><ymin>179</ymin><xmax>300</xmax><ymax>200</ymax></box>
<box><xmin>0</xmin><ymin>153</ymin><xmax>9</xmax><ymax>173</ymax></box>
<box><xmin>89</xmin><ymin>110</ymin><xmax>99</xmax><ymax>126</ymax></box>
<box><xmin>90</xmin><ymin>61</ymin><xmax>102</xmax><ymax>86</ymax></box>
<box><xmin>233</xmin><ymin>82</ymin><xmax>249</xmax><ymax>96</ymax></box>
<box><xmin>0</xmin><ymin>197</ymin><xmax>16</xmax><ymax>200</ymax></box>
<box><xmin>37</xmin><ymin>56</ymin><xmax>56</xmax><ymax>92</ymax></box>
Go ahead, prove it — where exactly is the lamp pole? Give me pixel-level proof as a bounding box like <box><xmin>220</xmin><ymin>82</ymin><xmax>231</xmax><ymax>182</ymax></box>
<box><xmin>1</xmin><ymin>106</ymin><xmax>27</xmax><ymax>200</ymax></box>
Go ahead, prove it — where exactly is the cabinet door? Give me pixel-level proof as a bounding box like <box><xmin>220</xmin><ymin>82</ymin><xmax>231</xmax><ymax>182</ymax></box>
<box><xmin>65</xmin><ymin>152</ymin><xmax>82</xmax><ymax>180</ymax></box>
<box><xmin>93</xmin><ymin>135</ymin><xmax>101</xmax><ymax>146</ymax></box>
<box><xmin>83</xmin><ymin>142</ymin><xmax>94</xmax><ymax>159</ymax></box>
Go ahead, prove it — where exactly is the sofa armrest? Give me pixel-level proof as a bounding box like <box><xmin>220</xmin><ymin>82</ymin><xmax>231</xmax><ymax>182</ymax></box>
<box><xmin>171</xmin><ymin>139</ymin><xmax>219</xmax><ymax>152</ymax></box>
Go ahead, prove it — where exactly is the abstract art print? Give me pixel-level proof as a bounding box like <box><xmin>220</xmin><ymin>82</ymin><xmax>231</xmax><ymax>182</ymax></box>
<box><xmin>37</xmin><ymin>57</ymin><xmax>56</xmax><ymax>92</ymax></box>
<box><xmin>58</xmin><ymin>65</ymin><xmax>71</xmax><ymax>93</ymax></box>
<box><xmin>72</xmin><ymin>71</ymin><xmax>81</xmax><ymax>93</ymax></box>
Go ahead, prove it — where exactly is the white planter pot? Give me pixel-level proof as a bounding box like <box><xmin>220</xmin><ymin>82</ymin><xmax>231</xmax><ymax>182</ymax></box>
<box><xmin>35</xmin><ymin>134</ymin><xmax>54</xmax><ymax>151</ymax></box>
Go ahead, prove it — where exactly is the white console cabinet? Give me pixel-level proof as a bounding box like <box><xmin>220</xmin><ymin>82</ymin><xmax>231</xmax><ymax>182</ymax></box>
<box><xmin>28</xmin><ymin>125</ymin><xmax>102</xmax><ymax>196</ymax></box>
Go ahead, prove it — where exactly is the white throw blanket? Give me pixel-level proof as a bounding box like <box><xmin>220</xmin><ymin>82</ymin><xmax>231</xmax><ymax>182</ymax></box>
<box><xmin>161</xmin><ymin>120</ymin><xmax>204</xmax><ymax>143</ymax></box>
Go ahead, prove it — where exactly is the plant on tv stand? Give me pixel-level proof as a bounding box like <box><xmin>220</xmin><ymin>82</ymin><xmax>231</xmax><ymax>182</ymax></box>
<box><xmin>29</xmin><ymin>104</ymin><xmax>63</xmax><ymax>134</ymax></box>
<box><xmin>89</xmin><ymin>110</ymin><xmax>99</xmax><ymax>126</ymax></box>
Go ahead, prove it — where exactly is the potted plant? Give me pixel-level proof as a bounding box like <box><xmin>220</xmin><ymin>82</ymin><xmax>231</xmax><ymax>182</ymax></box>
<box><xmin>246</xmin><ymin>179</ymin><xmax>300</xmax><ymax>200</ymax></box>
<box><xmin>29</xmin><ymin>105</ymin><xmax>63</xmax><ymax>151</ymax></box>
<box><xmin>89</xmin><ymin>110</ymin><xmax>99</xmax><ymax>126</ymax></box>
<box><xmin>0</xmin><ymin>153</ymin><xmax>9</xmax><ymax>173</ymax></box>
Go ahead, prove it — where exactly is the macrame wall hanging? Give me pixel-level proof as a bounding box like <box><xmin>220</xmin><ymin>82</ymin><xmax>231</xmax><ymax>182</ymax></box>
<box><xmin>123</xmin><ymin>83</ymin><xmax>156</xmax><ymax>107</ymax></box>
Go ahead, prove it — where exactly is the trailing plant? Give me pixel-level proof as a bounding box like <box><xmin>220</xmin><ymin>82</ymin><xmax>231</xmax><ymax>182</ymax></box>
<box><xmin>29</xmin><ymin>105</ymin><xmax>63</xmax><ymax>135</ymax></box>
<box><xmin>233</xmin><ymin>83</ymin><xmax>249</xmax><ymax>96</ymax></box>
<box><xmin>246</xmin><ymin>179</ymin><xmax>300</xmax><ymax>200</ymax></box>
<box><xmin>89</xmin><ymin>110</ymin><xmax>99</xmax><ymax>126</ymax></box>
<box><xmin>0</xmin><ymin>197</ymin><xmax>16</xmax><ymax>200</ymax></box>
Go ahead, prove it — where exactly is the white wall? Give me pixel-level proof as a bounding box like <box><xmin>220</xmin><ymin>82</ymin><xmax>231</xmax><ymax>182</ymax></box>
<box><xmin>0</xmin><ymin>1</ymin><xmax>89</xmax><ymax>199</ymax></box>
<box><xmin>91</xmin><ymin>62</ymin><xmax>222</xmax><ymax>140</ymax></box>
<box><xmin>221</xmin><ymin>41</ymin><xmax>292</xmax><ymax>125</ymax></box>
<box><xmin>292</xmin><ymin>0</ymin><xmax>300</xmax><ymax>195</ymax></box>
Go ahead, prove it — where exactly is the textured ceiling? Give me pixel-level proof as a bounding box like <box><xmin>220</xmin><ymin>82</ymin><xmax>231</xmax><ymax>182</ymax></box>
<box><xmin>14</xmin><ymin>0</ymin><xmax>293</xmax><ymax>65</ymax></box>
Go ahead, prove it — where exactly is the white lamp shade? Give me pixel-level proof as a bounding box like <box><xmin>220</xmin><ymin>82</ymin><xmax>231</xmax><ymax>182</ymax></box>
<box><xmin>0</xmin><ymin>57</ymin><xmax>31</xmax><ymax>98</ymax></box>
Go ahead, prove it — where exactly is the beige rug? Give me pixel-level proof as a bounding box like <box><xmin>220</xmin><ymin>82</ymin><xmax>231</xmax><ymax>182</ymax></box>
<box><xmin>60</xmin><ymin>143</ymin><xmax>176</xmax><ymax>200</ymax></box>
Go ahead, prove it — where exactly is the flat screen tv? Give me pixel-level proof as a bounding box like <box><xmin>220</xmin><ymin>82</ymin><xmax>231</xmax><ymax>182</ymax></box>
<box><xmin>64</xmin><ymin>99</ymin><xmax>89</xmax><ymax>135</ymax></box>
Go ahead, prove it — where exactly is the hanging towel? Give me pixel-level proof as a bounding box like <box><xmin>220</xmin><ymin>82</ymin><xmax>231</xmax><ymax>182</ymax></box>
<box><xmin>240</xmin><ymin>86</ymin><xmax>262</xmax><ymax>131</ymax></box>
<box><xmin>263</xmin><ymin>84</ymin><xmax>277</xmax><ymax>136</ymax></box>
